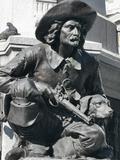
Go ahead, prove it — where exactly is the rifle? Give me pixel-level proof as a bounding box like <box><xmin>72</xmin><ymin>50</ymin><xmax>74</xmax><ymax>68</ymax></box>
<box><xmin>49</xmin><ymin>79</ymin><xmax>93</xmax><ymax>125</ymax></box>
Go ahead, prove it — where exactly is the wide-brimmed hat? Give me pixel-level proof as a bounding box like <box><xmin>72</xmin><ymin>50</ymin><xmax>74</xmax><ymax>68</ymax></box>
<box><xmin>35</xmin><ymin>0</ymin><xmax>97</xmax><ymax>42</ymax></box>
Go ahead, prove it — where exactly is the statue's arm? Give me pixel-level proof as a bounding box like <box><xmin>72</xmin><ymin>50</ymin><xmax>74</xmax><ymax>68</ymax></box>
<box><xmin>0</xmin><ymin>46</ymin><xmax>39</xmax><ymax>94</ymax></box>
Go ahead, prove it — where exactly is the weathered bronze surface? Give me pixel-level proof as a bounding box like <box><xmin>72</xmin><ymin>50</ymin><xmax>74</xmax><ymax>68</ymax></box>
<box><xmin>0</xmin><ymin>0</ymin><xmax>113</xmax><ymax>159</ymax></box>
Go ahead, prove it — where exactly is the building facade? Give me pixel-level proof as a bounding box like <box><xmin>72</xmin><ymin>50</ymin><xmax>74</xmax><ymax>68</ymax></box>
<box><xmin>106</xmin><ymin>0</ymin><xmax>120</xmax><ymax>53</ymax></box>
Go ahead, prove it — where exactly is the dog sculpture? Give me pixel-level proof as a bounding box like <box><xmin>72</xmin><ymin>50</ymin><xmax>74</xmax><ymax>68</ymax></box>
<box><xmin>80</xmin><ymin>94</ymin><xmax>113</xmax><ymax>120</ymax></box>
<box><xmin>53</xmin><ymin>94</ymin><xmax>113</xmax><ymax>159</ymax></box>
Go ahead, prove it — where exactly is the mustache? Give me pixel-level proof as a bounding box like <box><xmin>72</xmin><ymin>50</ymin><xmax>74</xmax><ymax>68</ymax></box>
<box><xmin>69</xmin><ymin>35</ymin><xmax>80</xmax><ymax>41</ymax></box>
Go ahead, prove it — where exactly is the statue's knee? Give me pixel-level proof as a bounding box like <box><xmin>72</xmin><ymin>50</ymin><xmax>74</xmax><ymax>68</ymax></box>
<box><xmin>79</xmin><ymin>124</ymin><xmax>107</xmax><ymax>154</ymax></box>
<box><xmin>5</xmin><ymin>147</ymin><xmax>26</xmax><ymax>160</ymax></box>
<box><xmin>92</xmin><ymin>124</ymin><xmax>107</xmax><ymax>147</ymax></box>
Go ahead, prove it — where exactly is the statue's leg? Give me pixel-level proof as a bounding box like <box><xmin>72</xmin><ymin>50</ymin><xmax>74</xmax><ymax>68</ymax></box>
<box><xmin>53</xmin><ymin>136</ymin><xmax>78</xmax><ymax>159</ymax></box>
<box><xmin>59</xmin><ymin>121</ymin><xmax>112</xmax><ymax>159</ymax></box>
<box><xmin>5</xmin><ymin>147</ymin><xmax>27</xmax><ymax>160</ymax></box>
<box><xmin>7</xmin><ymin>108</ymin><xmax>63</xmax><ymax>157</ymax></box>
<box><xmin>5</xmin><ymin>78</ymin><xmax>63</xmax><ymax>159</ymax></box>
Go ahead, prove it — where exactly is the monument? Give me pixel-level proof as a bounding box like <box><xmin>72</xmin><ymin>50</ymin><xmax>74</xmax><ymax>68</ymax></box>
<box><xmin>0</xmin><ymin>0</ymin><xmax>114</xmax><ymax>160</ymax></box>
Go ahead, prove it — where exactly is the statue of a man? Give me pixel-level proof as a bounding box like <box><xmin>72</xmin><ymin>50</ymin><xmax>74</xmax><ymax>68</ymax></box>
<box><xmin>0</xmin><ymin>0</ymin><xmax>112</xmax><ymax>159</ymax></box>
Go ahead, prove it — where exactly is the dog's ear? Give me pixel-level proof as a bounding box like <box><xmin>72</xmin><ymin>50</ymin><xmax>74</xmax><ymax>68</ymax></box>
<box><xmin>80</xmin><ymin>96</ymin><xmax>93</xmax><ymax>114</ymax></box>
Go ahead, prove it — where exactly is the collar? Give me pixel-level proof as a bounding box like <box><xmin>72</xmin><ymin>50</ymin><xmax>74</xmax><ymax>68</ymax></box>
<box><xmin>45</xmin><ymin>45</ymin><xmax>82</xmax><ymax>70</ymax></box>
<box><xmin>66</xmin><ymin>57</ymin><xmax>81</xmax><ymax>70</ymax></box>
<box><xmin>46</xmin><ymin>45</ymin><xmax>64</xmax><ymax>69</ymax></box>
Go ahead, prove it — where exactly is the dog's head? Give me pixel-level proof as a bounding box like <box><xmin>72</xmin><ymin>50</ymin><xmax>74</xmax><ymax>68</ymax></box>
<box><xmin>80</xmin><ymin>94</ymin><xmax>113</xmax><ymax>119</ymax></box>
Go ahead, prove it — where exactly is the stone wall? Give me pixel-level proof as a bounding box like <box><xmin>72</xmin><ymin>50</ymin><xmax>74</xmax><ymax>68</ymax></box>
<box><xmin>87</xmin><ymin>14</ymin><xmax>118</xmax><ymax>54</ymax></box>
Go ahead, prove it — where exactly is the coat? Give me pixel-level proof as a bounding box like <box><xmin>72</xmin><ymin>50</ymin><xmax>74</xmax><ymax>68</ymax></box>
<box><xmin>0</xmin><ymin>43</ymin><xmax>107</xmax><ymax>152</ymax></box>
<box><xmin>0</xmin><ymin>42</ymin><xmax>104</xmax><ymax>126</ymax></box>
<box><xmin>0</xmin><ymin>43</ymin><xmax>104</xmax><ymax>127</ymax></box>
<box><xmin>0</xmin><ymin>43</ymin><xmax>104</xmax><ymax>95</ymax></box>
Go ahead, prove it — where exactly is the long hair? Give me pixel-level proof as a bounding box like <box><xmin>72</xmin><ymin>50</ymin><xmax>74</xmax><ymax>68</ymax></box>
<box><xmin>43</xmin><ymin>20</ymin><xmax>87</xmax><ymax>52</ymax></box>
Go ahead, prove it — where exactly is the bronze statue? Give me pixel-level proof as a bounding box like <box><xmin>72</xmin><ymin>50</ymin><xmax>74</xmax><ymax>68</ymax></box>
<box><xmin>0</xmin><ymin>0</ymin><xmax>113</xmax><ymax>159</ymax></box>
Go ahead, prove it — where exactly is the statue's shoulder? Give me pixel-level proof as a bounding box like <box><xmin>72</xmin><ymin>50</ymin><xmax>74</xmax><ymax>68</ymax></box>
<box><xmin>22</xmin><ymin>42</ymin><xmax>50</xmax><ymax>58</ymax></box>
<box><xmin>23</xmin><ymin>42</ymin><xmax>48</xmax><ymax>52</ymax></box>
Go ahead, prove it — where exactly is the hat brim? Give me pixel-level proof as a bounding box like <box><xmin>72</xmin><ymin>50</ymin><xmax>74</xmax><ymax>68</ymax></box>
<box><xmin>35</xmin><ymin>0</ymin><xmax>97</xmax><ymax>42</ymax></box>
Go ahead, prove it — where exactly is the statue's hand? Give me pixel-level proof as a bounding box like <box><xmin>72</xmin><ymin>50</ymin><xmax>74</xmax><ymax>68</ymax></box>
<box><xmin>43</xmin><ymin>87</ymin><xmax>58</xmax><ymax>107</ymax></box>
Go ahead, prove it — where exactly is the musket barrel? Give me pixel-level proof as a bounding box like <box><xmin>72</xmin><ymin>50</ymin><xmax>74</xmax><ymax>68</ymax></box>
<box><xmin>59</xmin><ymin>99</ymin><xmax>91</xmax><ymax>125</ymax></box>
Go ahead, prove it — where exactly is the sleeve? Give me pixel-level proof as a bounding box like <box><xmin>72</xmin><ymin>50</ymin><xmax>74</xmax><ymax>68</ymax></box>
<box><xmin>9</xmin><ymin>78</ymin><xmax>46</xmax><ymax>106</ymax></box>
<box><xmin>0</xmin><ymin>46</ymin><xmax>38</xmax><ymax>94</ymax></box>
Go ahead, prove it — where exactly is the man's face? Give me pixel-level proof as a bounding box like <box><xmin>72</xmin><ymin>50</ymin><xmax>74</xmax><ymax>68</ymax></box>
<box><xmin>60</xmin><ymin>20</ymin><xmax>81</xmax><ymax>47</ymax></box>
